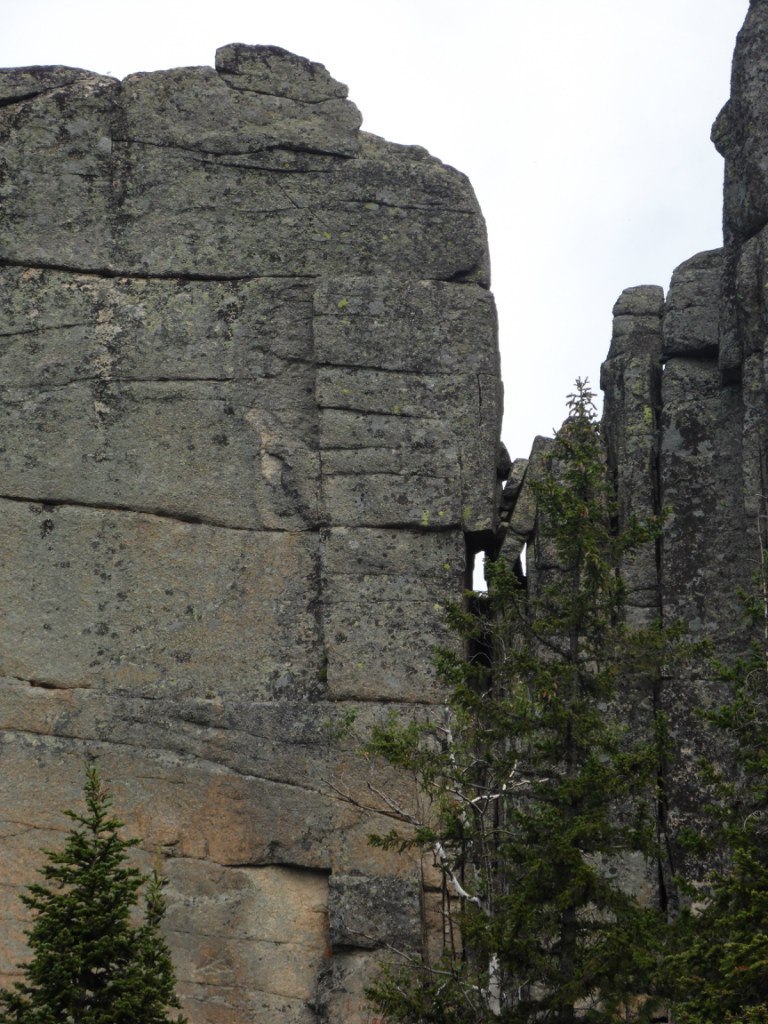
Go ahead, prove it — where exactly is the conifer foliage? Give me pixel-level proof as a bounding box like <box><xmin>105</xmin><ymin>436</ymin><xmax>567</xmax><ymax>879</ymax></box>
<box><xmin>0</xmin><ymin>764</ymin><xmax>186</xmax><ymax>1024</ymax></box>
<box><xmin>365</xmin><ymin>382</ymin><xmax>670</xmax><ymax>1023</ymax></box>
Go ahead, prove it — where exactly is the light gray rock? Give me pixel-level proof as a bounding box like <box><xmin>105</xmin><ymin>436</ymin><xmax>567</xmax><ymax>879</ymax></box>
<box><xmin>118</xmin><ymin>60</ymin><xmax>361</xmax><ymax>157</ymax></box>
<box><xmin>0</xmin><ymin>500</ymin><xmax>323</xmax><ymax>697</ymax></box>
<box><xmin>0</xmin><ymin>53</ymin><xmax>488</xmax><ymax>284</ymax></box>
<box><xmin>313</xmin><ymin>276</ymin><xmax>498</xmax><ymax>375</ymax></box>
<box><xmin>612</xmin><ymin>285</ymin><xmax>665</xmax><ymax>320</ymax></box>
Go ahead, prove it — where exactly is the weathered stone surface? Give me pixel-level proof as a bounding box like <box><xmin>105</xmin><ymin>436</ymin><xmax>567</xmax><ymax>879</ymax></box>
<box><xmin>215</xmin><ymin>44</ymin><xmax>346</xmax><ymax>100</ymax></box>
<box><xmin>328</xmin><ymin>874</ymin><xmax>420</xmax><ymax>950</ymax></box>
<box><xmin>601</xmin><ymin>285</ymin><xmax>663</xmax><ymax>613</ymax></box>
<box><xmin>314</xmin><ymin>950</ymin><xmax>386</xmax><ymax>1023</ymax></box>
<box><xmin>0</xmin><ymin>75</ymin><xmax>117</xmax><ymax>267</ymax></box>
<box><xmin>499</xmin><ymin>457</ymin><xmax>527</xmax><ymax>514</ymax></box>
<box><xmin>656</xmin><ymin>356</ymin><xmax>753</xmax><ymax>885</ymax></box>
<box><xmin>497</xmin><ymin>435</ymin><xmax>552</xmax><ymax>571</ymax></box>
<box><xmin>0</xmin><ymin>269</ymin><xmax>316</xmax><ymax>377</ymax></box>
<box><xmin>0</xmin><ymin>43</ymin><xmax>501</xmax><ymax>1024</ymax></box>
<box><xmin>713</xmin><ymin>0</ymin><xmax>768</xmax><ymax>245</ymax></box>
<box><xmin>119</xmin><ymin>59</ymin><xmax>361</xmax><ymax>157</ymax></box>
<box><xmin>0</xmin><ymin>65</ymin><xmax>98</xmax><ymax>102</ymax></box>
<box><xmin>114</xmin><ymin>131</ymin><xmax>488</xmax><ymax>279</ymax></box>
<box><xmin>313</xmin><ymin>276</ymin><xmax>498</xmax><ymax>375</ymax></box>
<box><xmin>0</xmin><ymin>501</ymin><xmax>322</xmax><ymax>696</ymax></box>
<box><xmin>658</xmin><ymin>358</ymin><xmax>747</xmax><ymax>642</ymax></box>
<box><xmin>0</xmin><ymin>49</ymin><xmax>488</xmax><ymax>283</ymax></box>
<box><xmin>322</xmin><ymin>528</ymin><xmax>463</xmax><ymax>703</ymax></box>
<box><xmin>166</xmin><ymin>862</ymin><xmax>331</xmax><ymax>1024</ymax></box>
<box><xmin>611</xmin><ymin>286</ymin><xmax>665</xmax><ymax>319</ymax></box>
<box><xmin>662</xmin><ymin>252</ymin><xmax>722</xmax><ymax>358</ymax></box>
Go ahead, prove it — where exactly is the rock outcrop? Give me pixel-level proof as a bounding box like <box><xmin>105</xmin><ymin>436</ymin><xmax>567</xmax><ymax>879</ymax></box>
<box><xmin>502</xmin><ymin>0</ymin><xmax>768</xmax><ymax>905</ymax></box>
<box><xmin>606</xmin><ymin>0</ymin><xmax>768</xmax><ymax>891</ymax></box>
<box><xmin>0</xmin><ymin>46</ymin><xmax>502</xmax><ymax>1022</ymax></box>
<box><xmin>5</xmin><ymin>1</ymin><xmax>768</xmax><ymax>1017</ymax></box>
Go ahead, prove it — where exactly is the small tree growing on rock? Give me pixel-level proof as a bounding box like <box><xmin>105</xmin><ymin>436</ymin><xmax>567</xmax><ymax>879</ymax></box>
<box><xmin>0</xmin><ymin>763</ymin><xmax>186</xmax><ymax>1024</ymax></box>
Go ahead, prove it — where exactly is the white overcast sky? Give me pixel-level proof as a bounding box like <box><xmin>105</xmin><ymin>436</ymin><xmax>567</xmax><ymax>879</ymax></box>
<box><xmin>0</xmin><ymin>0</ymin><xmax>751</xmax><ymax>459</ymax></box>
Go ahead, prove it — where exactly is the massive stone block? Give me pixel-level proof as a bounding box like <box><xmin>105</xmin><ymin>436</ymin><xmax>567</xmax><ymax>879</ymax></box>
<box><xmin>0</xmin><ymin>46</ymin><xmax>502</xmax><ymax>1022</ymax></box>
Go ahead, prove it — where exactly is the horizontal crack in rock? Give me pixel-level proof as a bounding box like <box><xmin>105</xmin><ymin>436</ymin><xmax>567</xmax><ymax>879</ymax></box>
<box><xmin>0</xmin><ymin>494</ymin><xmax>309</xmax><ymax>534</ymax></box>
<box><xmin>0</xmin><ymin>256</ymin><xmax>319</xmax><ymax>283</ymax></box>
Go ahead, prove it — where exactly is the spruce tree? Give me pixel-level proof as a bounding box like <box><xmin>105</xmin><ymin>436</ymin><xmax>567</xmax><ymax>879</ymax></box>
<box><xmin>365</xmin><ymin>382</ymin><xmax>672</xmax><ymax>1023</ymax></box>
<box><xmin>0</xmin><ymin>764</ymin><xmax>186</xmax><ymax>1024</ymax></box>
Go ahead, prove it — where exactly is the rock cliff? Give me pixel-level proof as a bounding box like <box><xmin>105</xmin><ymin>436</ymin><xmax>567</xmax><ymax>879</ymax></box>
<box><xmin>503</xmin><ymin>0</ymin><xmax>768</xmax><ymax>907</ymax></box>
<box><xmin>3</xmin><ymin>1</ymin><xmax>768</xmax><ymax>1018</ymax></box>
<box><xmin>605</xmin><ymin>0</ymin><xmax>768</xmax><ymax>894</ymax></box>
<box><xmin>0</xmin><ymin>45</ymin><xmax>502</xmax><ymax>1023</ymax></box>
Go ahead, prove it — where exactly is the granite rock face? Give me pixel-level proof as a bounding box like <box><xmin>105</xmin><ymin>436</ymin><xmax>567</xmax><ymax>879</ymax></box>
<box><xmin>0</xmin><ymin>46</ymin><xmax>503</xmax><ymax>1022</ymax></box>
<box><xmin>504</xmin><ymin>0</ymin><xmax>768</xmax><ymax>905</ymax></box>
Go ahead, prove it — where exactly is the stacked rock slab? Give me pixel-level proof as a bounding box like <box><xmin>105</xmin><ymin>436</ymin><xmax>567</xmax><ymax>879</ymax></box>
<box><xmin>0</xmin><ymin>46</ymin><xmax>503</xmax><ymax>1022</ymax></box>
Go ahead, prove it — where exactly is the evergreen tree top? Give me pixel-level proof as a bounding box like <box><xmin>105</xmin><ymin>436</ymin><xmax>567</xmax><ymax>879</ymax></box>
<box><xmin>0</xmin><ymin>763</ymin><xmax>187</xmax><ymax>1024</ymax></box>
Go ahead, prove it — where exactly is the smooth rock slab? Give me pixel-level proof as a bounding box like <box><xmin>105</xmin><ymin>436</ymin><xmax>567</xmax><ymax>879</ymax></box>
<box><xmin>166</xmin><ymin>862</ymin><xmax>331</xmax><ymax>1022</ymax></box>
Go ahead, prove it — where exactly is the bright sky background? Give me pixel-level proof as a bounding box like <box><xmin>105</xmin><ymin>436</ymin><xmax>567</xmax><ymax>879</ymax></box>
<box><xmin>0</xmin><ymin>0</ymin><xmax>751</xmax><ymax>459</ymax></box>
